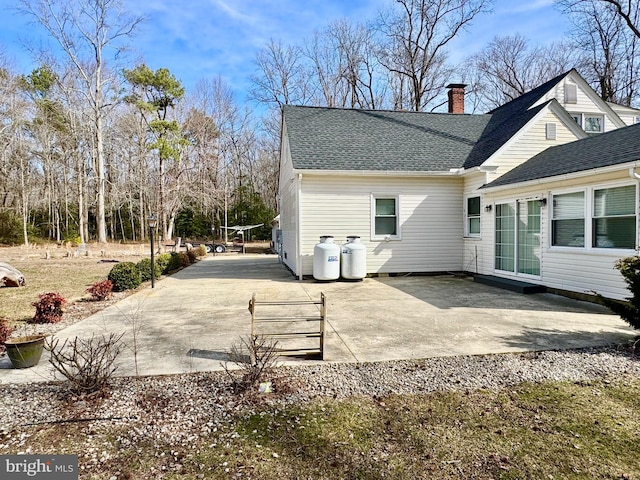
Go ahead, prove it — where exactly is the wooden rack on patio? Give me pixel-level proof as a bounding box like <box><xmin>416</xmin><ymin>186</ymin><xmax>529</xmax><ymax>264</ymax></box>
<box><xmin>248</xmin><ymin>292</ymin><xmax>326</xmax><ymax>360</ymax></box>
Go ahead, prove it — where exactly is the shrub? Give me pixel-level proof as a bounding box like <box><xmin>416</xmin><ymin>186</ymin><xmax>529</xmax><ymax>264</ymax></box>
<box><xmin>178</xmin><ymin>252</ymin><xmax>191</xmax><ymax>268</ymax></box>
<box><xmin>47</xmin><ymin>332</ymin><xmax>124</xmax><ymax>394</ymax></box>
<box><xmin>598</xmin><ymin>256</ymin><xmax>640</xmax><ymax>330</ymax></box>
<box><xmin>136</xmin><ymin>257</ymin><xmax>162</xmax><ymax>282</ymax></box>
<box><xmin>187</xmin><ymin>249</ymin><xmax>198</xmax><ymax>264</ymax></box>
<box><xmin>195</xmin><ymin>244</ymin><xmax>207</xmax><ymax>257</ymax></box>
<box><xmin>31</xmin><ymin>292</ymin><xmax>67</xmax><ymax>324</ymax></box>
<box><xmin>223</xmin><ymin>335</ymin><xmax>280</xmax><ymax>393</ymax></box>
<box><xmin>0</xmin><ymin>317</ymin><xmax>14</xmax><ymax>353</ymax></box>
<box><xmin>155</xmin><ymin>253</ymin><xmax>173</xmax><ymax>274</ymax></box>
<box><xmin>86</xmin><ymin>280</ymin><xmax>113</xmax><ymax>301</ymax></box>
<box><xmin>107</xmin><ymin>262</ymin><xmax>141</xmax><ymax>292</ymax></box>
<box><xmin>168</xmin><ymin>252</ymin><xmax>183</xmax><ymax>271</ymax></box>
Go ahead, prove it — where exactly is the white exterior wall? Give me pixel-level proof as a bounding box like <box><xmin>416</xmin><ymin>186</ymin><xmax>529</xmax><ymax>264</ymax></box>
<box><xmin>277</xmin><ymin>125</ymin><xmax>299</xmax><ymax>275</ymax></box>
<box><xmin>484</xmin><ymin>109</ymin><xmax>581</xmax><ymax>183</ymax></box>
<box><xmin>536</xmin><ymin>76</ymin><xmax>619</xmax><ymax>132</ymax></box>
<box><xmin>298</xmin><ymin>175</ymin><xmax>464</xmax><ymax>276</ymax></box>
<box><xmin>616</xmin><ymin>113</ymin><xmax>640</xmax><ymax>126</ymax></box>
<box><xmin>462</xmin><ymin>172</ymin><xmax>493</xmax><ymax>275</ymax></box>
<box><xmin>479</xmin><ymin>170</ymin><xmax>639</xmax><ymax>300</ymax></box>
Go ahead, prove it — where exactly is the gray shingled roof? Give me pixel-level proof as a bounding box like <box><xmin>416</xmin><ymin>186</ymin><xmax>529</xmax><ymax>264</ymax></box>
<box><xmin>283</xmin><ymin>106</ymin><xmax>492</xmax><ymax>172</ymax></box>
<box><xmin>282</xmin><ymin>70</ymin><xmax>584</xmax><ymax>174</ymax></box>
<box><xmin>483</xmin><ymin>123</ymin><xmax>640</xmax><ymax>189</ymax></box>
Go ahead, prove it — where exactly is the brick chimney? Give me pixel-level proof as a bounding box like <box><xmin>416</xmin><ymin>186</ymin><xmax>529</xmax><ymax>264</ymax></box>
<box><xmin>446</xmin><ymin>83</ymin><xmax>466</xmax><ymax>114</ymax></box>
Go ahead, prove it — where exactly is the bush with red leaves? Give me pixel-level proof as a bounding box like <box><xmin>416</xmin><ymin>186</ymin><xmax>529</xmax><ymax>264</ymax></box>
<box><xmin>31</xmin><ymin>292</ymin><xmax>67</xmax><ymax>324</ymax></box>
<box><xmin>0</xmin><ymin>317</ymin><xmax>14</xmax><ymax>353</ymax></box>
<box><xmin>86</xmin><ymin>279</ymin><xmax>113</xmax><ymax>301</ymax></box>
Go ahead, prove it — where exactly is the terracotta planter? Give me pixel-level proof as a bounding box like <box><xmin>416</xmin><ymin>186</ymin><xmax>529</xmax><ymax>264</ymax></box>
<box><xmin>5</xmin><ymin>335</ymin><xmax>46</xmax><ymax>369</ymax></box>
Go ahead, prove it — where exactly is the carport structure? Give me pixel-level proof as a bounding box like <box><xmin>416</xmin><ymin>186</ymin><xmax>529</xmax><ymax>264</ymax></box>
<box><xmin>1</xmin><ymin>255</ymin><xmax>635</xmax><ymax>384</ymax></box>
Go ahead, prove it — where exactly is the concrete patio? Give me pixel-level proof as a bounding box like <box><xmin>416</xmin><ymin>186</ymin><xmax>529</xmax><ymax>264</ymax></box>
<box><xmin>1</xmin><ymin>254</ymin><xmax>635</xmax><ymax>384</ymax></box>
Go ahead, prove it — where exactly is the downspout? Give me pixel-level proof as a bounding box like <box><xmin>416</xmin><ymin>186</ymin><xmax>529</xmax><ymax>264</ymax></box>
<box><xmin>629</xmin><ymin>168</ymin><xmax>640</xmax><ymax>251</ymax></box>
<box><xmin>297</xmin><ymin>173</ymin><xmax>303</xmax><ymax>281</ymax></box>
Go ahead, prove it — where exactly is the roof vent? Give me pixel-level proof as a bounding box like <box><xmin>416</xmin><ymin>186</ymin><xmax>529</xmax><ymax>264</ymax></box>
<box><xmin>565</xmin><ymin>84</ymin><xmax>577</xmax><ymax>104</ymax></box>
<box><xmin>446</xmin><ymin>83</ymin><xmax>466</xmax><ymax>114</ymax></box>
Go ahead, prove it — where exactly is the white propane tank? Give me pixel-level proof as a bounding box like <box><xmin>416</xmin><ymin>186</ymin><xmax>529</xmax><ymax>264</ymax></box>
<box><xmin>313</xmin><ymin>236</ymin><xmax>340</xmax><ymax>281</ymax></box>
<box><xmin>341</xmin><ymin>236</ymin><xmax>367</xmax><ymax>280</ymax></box>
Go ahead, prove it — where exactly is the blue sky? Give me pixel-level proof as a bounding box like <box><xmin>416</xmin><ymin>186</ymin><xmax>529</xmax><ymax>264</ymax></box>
<box><xmin>0</xmin><ymin>0</ymin><xmax>570</xmax><ymax>106</ymax></box>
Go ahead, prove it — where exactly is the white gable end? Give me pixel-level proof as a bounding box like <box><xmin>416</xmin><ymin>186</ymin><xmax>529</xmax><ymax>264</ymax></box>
<box><xmin>481</xmin><ymin>104</ymin><xmax>584</xmax><ymax>183</ymax></box>
<box><xmin>532</xmin><ymin>71</ymin><xmax>624</xmax><ymax>132</ymax></box>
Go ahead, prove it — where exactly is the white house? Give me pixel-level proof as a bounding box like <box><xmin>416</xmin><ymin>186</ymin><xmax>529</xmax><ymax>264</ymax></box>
<box><xmin>278</xmin><ymin>69</ymin><xmax>640</xmax><ymax>299</ymax></box>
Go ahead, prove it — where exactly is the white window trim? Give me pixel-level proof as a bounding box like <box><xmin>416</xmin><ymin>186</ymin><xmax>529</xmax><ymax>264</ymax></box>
<box><xmin>568</xmin><ymin>113</ymin><xmax>605</xmax><ymax>133</ymax></box>
<box><xmin>592</xmin><ymin>182</ymin><xmax>637</xmax><ymax>250</ymax></box>
<box><xmin>370</xmin><ymin>194</ymin><xmax>401</xmax><ymax>241</ymax></box>
<box><xmin>549</xmin><ymin>181</ymin><xmax>638</xmax><ymax>253</ymax></box>
<box><xmin>550</xmin><ymin>188</ymin><xmax>586</xmax><ymax>249</ymax></box>
<box><xmin>464</xmin><ymin>195</ymin><xmax>481</xmax><ymax>238</ymax></box>
<box><xmin>584</xmin><ymin>114</ymin><xmax>604</xmax><ymax>133</ymax></box>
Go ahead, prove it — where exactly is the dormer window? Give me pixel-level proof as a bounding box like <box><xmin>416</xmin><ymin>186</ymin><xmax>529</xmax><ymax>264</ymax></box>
<box><xmin>584</xmin><ymin>115</ymin><xmax>603</xmax><ymax>133</ymax></box>
<box><xmin>569</xmin><ymin>113</ymin><xmax>604</xmax><ymax>133</ymax></box>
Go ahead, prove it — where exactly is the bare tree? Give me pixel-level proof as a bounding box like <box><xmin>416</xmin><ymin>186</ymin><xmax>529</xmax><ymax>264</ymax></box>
<box><xmin>18</xmin><ymin>0</ymin><xmax>143</xmax><ymax>243</ymax></box>
<box><xmin>559</xmin><ymin>0</ymin><xmax>639</xmax><ymax>106</ymax></box>
<box><xmin>250</xmin><ymin>39</ymin><xmax>313</xmax><ymax>108</ymax></box>
<box><xmin>304</xmin><ymin>19</ymin><xmax>388</xmax><ymax>109</ymax></box>
<box><xmin>376</xmin><ymin>0</ymin><xmax>491</xmax><ymax>111</ymax></box>
<box><xmin>589</xmin><ymin>0</ymin><xmax>640</xmax><ymax>38</ymax></box>
<box><xmin>463</xmin><ymin>34</ymin><xmax>579</xmax><ymax>110</ymax></box>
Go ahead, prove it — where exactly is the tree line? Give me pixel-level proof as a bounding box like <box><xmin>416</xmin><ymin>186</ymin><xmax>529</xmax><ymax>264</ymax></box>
<box><xmin>0</xmin><ymin>0</ymin><xmax>638</xmax><ymax>246</ymax></box>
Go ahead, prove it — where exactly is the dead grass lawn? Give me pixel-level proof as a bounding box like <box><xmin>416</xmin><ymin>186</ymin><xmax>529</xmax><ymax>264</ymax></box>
<box><xmin>0</xmin><ymin>244</ymin><xmax>144</xmax><ymax>323</ymax></box>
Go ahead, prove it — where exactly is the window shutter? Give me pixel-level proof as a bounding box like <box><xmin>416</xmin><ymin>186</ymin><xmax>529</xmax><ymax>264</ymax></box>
<box><xmin>546</xmin><ymin>122</ymin><xmax>557</xmax><ymax>140</ymax></box>
<box><xmin>565</xmin><ymin>84</ymin><xmax>578</xmax><ymax>104</ymax></box>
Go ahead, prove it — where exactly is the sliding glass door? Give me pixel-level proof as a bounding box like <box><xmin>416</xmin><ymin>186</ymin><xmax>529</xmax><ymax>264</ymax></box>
<box><xmin>495</xmin><ymin>200</ymin><xmax>541</xmax><ymax>276</ymax></box>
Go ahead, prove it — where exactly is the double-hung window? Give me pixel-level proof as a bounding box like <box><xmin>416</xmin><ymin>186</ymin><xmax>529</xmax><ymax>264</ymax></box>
<box><xmin>552</xmin><ymin>192</ymin><xmax>585</xmax><ymax>247</ymax></box>
<box><xmin>372</xmin><ymin>196</ymin><xmax>400</xmax><ymax>240</ymax></box>
<box><xmin>466</xmin><ymin>196</ymin><xmax>481</xmax><ymax>237</ymax></box>
<box><xmin>593</xmin><ymin>185</ymin><xmax>636</xmax><ymax>248</ymax></box>
<box><xmin>551</xmin><ymin>185</ymin><xmax>637</xmax><ymax>250</ymax></box>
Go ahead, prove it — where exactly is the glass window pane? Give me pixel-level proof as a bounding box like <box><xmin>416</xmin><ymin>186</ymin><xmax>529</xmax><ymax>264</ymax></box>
<box><xmin>469</xmin><ymin>217</ymin><xmax>480</xmax><ymax>235</ymax></box>
<box><xmin>594</xmin><ymin>186</ymin><xmax>635</xmax><ymax>217</ymax></box>
<box><xmin>584</xmin><ymin>116</ymin><xmax>602</xmax><ymax>132</ymax></box>
<box><xmin>553</xmin><ymin>219</ymin><xmax>585</xmax><ymax>247</ymax></box>
<box><xmin>593</xmin><ymin>217</ymin><xmax>636</xmax><ymax>248</ymax></box>
<box><xmin>467</xmin><ymin>197</ymin><xmax>480</xmax><ymax>216</ymax></box>
<box><xmin>495</xmin><ymin>203</ymin><xmax>515</xmax><ymax>272</ymax></box>
<box><xmin>375</xmin><ymin>217</ymin><xmax>397</xmax><ymax>235</ymax></box>
<box><xmin>553</xmin><ymin>192</ymin><xmax>584</xmax><ymax>219</ymax></box>
<box><xmin>376</xmin><ymin>199</ymin><xmax>396</xmax><ymax>216</ymax></box>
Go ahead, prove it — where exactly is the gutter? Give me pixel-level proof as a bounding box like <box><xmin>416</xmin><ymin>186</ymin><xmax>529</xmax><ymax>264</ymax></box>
<box><xmin>292</xmin><ymin>169</ymin><xmax>460</xmax><ymax>177</ymax></box>
<box><xmin>481</xmin><ymin>160</ymin><xmax>640</xmax><ymax>193</ymax></box>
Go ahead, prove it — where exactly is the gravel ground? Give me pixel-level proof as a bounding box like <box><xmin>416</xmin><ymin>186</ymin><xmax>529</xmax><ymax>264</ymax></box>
<box><xmin>1</xmin><ymin>343</ymin><xmax>638</xmax><ymax>471</ymax></box>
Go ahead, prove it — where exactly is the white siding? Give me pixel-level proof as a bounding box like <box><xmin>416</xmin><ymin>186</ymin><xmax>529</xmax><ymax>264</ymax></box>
<box><xmin>462</xmin><ymin>172</ymin><xmax>492</xmax><ymax>274</ymax></box>
<box><xmin>277</xmin><ymin>125</ymin><xmax>299</xmax><ymax>275</ymax></box>
<box><xmin>536</xmin><ymin>76</ymin><xmax>618</xmax><ymax>132</ymax></box>
<box><xmin>479</xmin><ymin>170</ymin><xmax>638</xmax><ymax>300</ymax></box>
<box><xmin>616</xmin><ymin>113</ymin><xmax>640</xmax><ymax>126</ymax></box>
<box><xmin>298</xmin><ymin>175</ymin><xmax>464</xmax><ymax>276</ymax></box>
<box><xmin>485</xmin><ymin>110</ymin><xmax>581</xmax><ymax>183</ymax></box>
